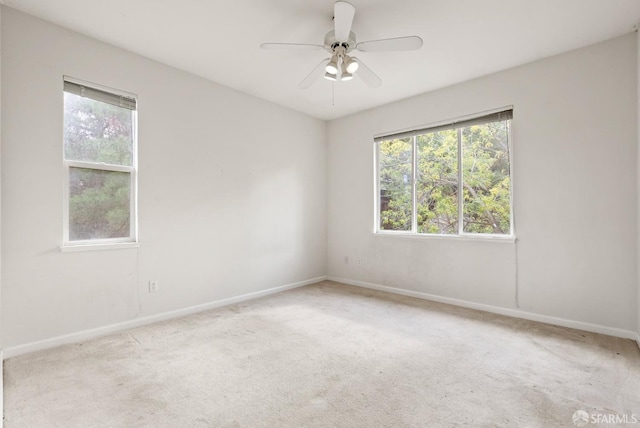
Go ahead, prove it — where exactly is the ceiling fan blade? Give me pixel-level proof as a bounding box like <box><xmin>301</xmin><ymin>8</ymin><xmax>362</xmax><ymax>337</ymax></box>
<box><xmin>351</xmin><ymin>57</ymin><xmax>381</xmax><ymax>88</ymax></box>
<box><xmin>299</xmin><ymin>58</ymin><xmax>330</xmax><ymax>89</ymax></box>
<box><xmin>261</xmin><ymin>43</ymin><xmax>324</xmax><ymax>50</ymax></box>
<box><xmin>334</xmin><ymin>1</ymin><xmax>355</xmax><ymax>42</ymax></box>
<box><xmin>356</xmin><ymin>36</ymin><xmax>423</xmax><ymax>52</ymax></box>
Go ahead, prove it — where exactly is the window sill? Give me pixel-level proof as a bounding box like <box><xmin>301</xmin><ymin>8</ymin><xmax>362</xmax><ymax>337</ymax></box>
<box><xmin>373</xmin><ymin>232</ymin><xmax>516</xmax><ymax>244</ymax></box>
<box><xmin>60</xmin><ymin>242</ymin><xmax>140</xmax><ymax>253</ymax></box>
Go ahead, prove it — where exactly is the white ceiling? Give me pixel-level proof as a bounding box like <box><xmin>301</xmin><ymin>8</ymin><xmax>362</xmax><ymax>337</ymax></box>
<box><xmin>4</xmin><ymin>0</ymin><xmax>640</xmax><ymax>120</ymax></box>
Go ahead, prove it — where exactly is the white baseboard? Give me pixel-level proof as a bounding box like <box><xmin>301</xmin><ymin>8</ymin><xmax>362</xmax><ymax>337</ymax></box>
<box><xmin>328</xmin><ymin>276</ymin><xmax>638</xmax><ymax>341</ymax></box>
<box><xmin>2</xmin><ymin>276</ymin><xmax>327</xmax><ymax>359</ymax></box>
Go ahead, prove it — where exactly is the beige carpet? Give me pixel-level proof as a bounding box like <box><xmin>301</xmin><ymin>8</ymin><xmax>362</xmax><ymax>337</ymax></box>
<box><xmin>3</xmin><ymin>281</ymin><xmax>640</xmax><ymax>427</ymax></box>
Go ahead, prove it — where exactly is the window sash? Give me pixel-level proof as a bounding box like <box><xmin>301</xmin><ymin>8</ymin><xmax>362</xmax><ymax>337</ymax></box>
<box><xmin>375</xmin><ymin>114</ymin><xmax>513</xmax><ymax>237</ymax></box>
<box><xmin>63</xmin><ymin>163</ymin><xmax>137</xmax><ymax>244</ymax></box>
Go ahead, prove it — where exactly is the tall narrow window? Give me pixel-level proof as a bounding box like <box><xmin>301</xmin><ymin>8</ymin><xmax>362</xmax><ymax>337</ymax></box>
<box><xmin>63</xmin><ymin>78</ymin><xmax>137</xmax><ymax>245</ymax></box>
<box><xmin>376</xmin><ymin>109</ymin><xmax>512</xmax><ymax>237</ymax></box>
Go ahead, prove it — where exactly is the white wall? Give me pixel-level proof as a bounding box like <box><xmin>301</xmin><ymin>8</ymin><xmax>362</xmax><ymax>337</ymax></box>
<box><xmin>0</xmin><ymin>7</ymin><xmax>326</xmax><ymax>348</ymax></box>
<box><xmin>328</xmin><ymin>34</ymin><xmax>638</xmax><ymax>332</ymax></box>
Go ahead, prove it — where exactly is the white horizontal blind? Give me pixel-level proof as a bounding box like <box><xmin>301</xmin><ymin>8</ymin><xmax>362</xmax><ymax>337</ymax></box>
<box><xmin>374</xmin><ymin>109</ymin><xmax>513</xmax><ymax>142</ymax></box>
<box><xmin>63</xmin><ymin>80</ymin><xmax>137</xmax><ymax>110</ymax></box>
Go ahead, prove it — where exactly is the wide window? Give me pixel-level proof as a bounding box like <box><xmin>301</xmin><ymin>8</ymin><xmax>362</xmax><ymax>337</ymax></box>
<box><xmin>376</xmin><ymin>109</ymin><xmax>512</xmax><ymax>237</ymax></box>
<box><xmin>63</xmin><ymin>78</ymin><xmax>137</xmax><ymax>246</ymax></box>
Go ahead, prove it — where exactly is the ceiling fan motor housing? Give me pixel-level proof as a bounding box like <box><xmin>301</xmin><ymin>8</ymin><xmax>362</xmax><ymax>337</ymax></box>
<box><xmin>324</xmin><ymin>30</ymin><xmax>357</xmax><ymax>53</ymax></box>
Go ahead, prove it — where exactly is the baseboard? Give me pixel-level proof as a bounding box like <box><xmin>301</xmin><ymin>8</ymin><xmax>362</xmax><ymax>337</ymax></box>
<box><xmin>636</xmin><ymin>333</ymin><xmax>640</xmax><ymax>350</ymax></box>
<box><xmin>328</xmin><ymin>276</ymin><xmax>638</xmax><ymax>341</ymax></box>
<box><xmin>2</xmin><ymin>276</ymin><xmax>327</xmax><ymax>359</ymax></box>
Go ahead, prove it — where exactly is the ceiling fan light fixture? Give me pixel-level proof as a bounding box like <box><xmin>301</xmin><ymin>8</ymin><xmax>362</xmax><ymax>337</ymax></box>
<box><xmin>340</xmin><ymin>62</ymin><xmax>353</xmax><ymax>81</ymax></box>
<box><xmin>325</xmin><ymin>55</ymin><xmax>339</xmax><ymax>74</ymax></box>
<box><xmin>324</xmin><ymin>71</ymin><xmax>338</xmax><ymax>81</ymax></box>
<box><xmin>344</xmin><ymin>55</ymin><xmax>359</xmax><ymax>73</ymax></box>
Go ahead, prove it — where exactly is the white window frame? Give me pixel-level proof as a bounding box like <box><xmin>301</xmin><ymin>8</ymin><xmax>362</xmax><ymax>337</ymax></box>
<box><xmin>61</xmin><ymin>77</ymin><xmax>138</xmax><ymax>250</ymax></box>
<box><xmin>374</xmin><ymin>108</ymin><xmax>514</xmax><ymax>240</ymax></box>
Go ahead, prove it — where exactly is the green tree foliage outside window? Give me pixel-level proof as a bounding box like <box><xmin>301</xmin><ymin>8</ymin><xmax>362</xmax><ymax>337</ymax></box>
<box><xmin>461</xmin><ymin>121</ymin><xmax>511</xmax><ymax>234</ymax></box>
<box><xmin>379</xmin><ymin>138</ymin><xmax>412</xmax><ymax>231</ymax></box>
<box><xmin>64</xmin><ymin>91</ymin><xmax>135</xmax><ymax>241</ymax></box>
<box><xmin>378</xmin><ymin>118</ymin><xmax>511</xmax><ymax>236</ymax></box>
<box><xmin>68</xmin><ymin>168</ymin><xmax>130</xmax><ymax>240</ymax></box>
<box><xmin>416</xmin><ymin>129</ymin><xmax>458</xmax><ymax>234</ymax></box>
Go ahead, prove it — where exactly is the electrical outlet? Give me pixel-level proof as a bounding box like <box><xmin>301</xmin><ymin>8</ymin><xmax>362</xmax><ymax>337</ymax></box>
<box><xmin>356</xmin><ymin>258</ymin><xmax>363</xmax><ymax>266</ymax></box>
<box><xmin>149</xmin><ymin>280</ymin><xmax>159</xmax><ymax>293</ymax></box>
<box><xmin>344</xmin><ymin>256</ymin><xmax>349</xmax><ymax>264</ymax></box>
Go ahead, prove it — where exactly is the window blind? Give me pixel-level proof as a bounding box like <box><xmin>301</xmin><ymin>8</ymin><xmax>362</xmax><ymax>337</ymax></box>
<box><xmin>374</xmin><ymin>109</ymin><xmax>512</xmax><ymax>143</ymax></box>
<box><xmin>64</xmin><ymin>80</ymin><xmax>137</xmax><ymax>110</ymax></box>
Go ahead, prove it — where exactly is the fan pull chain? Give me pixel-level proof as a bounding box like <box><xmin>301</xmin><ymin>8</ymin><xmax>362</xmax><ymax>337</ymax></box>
<box><xmin>332</xmin><ymin>82</ymin><xmax>335</xmax><ymax>106</ymax></box>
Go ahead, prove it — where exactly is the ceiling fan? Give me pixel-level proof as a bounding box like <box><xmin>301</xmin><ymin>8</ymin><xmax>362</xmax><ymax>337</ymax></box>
<box><xmin>260</xmin><ymin>1</ymin><xmax>423</xmax><ymax>89</ymax></box>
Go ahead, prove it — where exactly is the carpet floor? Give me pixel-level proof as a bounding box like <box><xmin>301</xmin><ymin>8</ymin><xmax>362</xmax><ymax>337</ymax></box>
<box><xmin>3</xmin><ymin>281</ymin><xmax>640</xmax><ymax>427</ymax></box>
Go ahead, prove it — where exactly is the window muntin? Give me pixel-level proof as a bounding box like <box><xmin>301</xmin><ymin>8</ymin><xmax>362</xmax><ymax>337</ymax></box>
<box><xmin>63</xmin><ymin>79</ymin><xmax>137</xmax><ymax>245</ymax></box>
<box><xmin>376</xmin><ymin>110</ymin><xmax>512</xmax><ymax>237</ymax></box>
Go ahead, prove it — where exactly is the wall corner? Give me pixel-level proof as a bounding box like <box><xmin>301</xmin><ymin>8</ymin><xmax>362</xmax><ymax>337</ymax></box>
<box><xmin>636</xmin><ymin>27</ymin><xmax>640</xmax><ymax>348</ymax></box>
